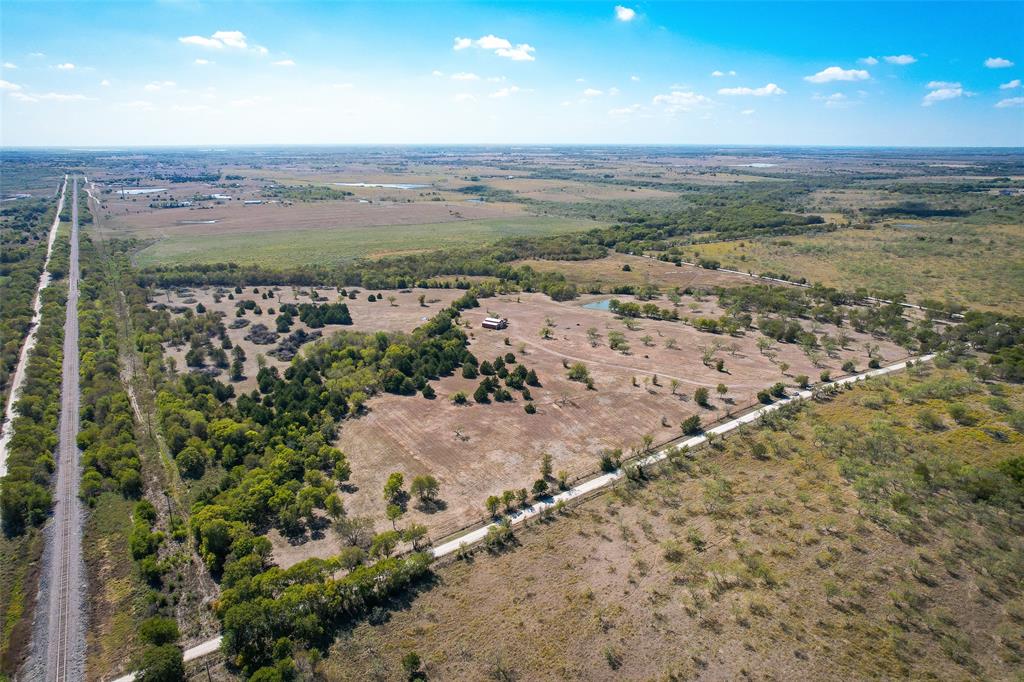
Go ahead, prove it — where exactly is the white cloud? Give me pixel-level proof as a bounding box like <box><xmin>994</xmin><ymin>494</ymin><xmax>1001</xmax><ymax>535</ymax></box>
<box><xmin>608</xmin><ymin>87</ymin><xmax>620</xmax><ymax>96</ymax></box>
<box><xmin>614</xmin><ymin>5</ymin><xmax>636</xmax><ymax>22</ymax></box>
<box><xmin>583</xmin><ymin>88</ymin><xmax>603</xmax><ymax>97</ymax></box>
<box><xmin>212</xmin><ymin>30</ymin><xmax>248</xmax><ymax>49</ymax></box>
<box><xmin>995</xmin><ymin>96</ymin><xmax>1024</xmax><ymax>108</ymax></box>
<box><xmin>9</xmin><ymin>91</ymin><xmax>37</xmax><ymax>102</ymax></box>
<box><xmin>630</xmin><ymin>75</ymin><xmax>640</xmax><ymax>82</ymax></box>
<box><xmin>431</xmin><ymin>70</ymin><xmax>444</xmax><ymax>77</ymax></box>
<box><xmin>100</xmin><ymin>79</ymin><xmax>110</xmax><ymax>87</ymax></box>
<box><xmin>608</xmin><ymin>103</ymin><xmax>641</xmax><ymax>116</ymax></box>
<box><xmin>710</xmin><ymin>69</ymin><xmax>736</xmax><ymax>77</ymax></box>
<box><xmin>985</xmin><ymin>57</ymin><xmax>1014</xmax><ymax>69</ymax></box>
<box><xmin>272</xmin><ymin>59</ymin><xmax>296</xmax><ymax>67</ymax></box>
<box><xmin>28</xmin><ymin>52</ymin><xmax>45</xmax><ymax>58</ymax></box>
<box><xmin>859</xmin><ymin>56</ymin><xmax>879</xmax><ymax>65</ymax></box>
<box><xmin>451</xmin><ymin>72</ymin><xmax>480</xmax><ymax>81</ymax></box>
<box><xmin>454</xmin><ymin>93</ymin><xmax>476</xmax><ymax>103</ymax></box>
<box><xmin>486</xmin><ymin>75</ymin><xmax>505</xmax><ymax>82</ymax></box>
<box><xmin>741</xmin><ymin>109</ymin><xmax>755</xmax><ymax>115</ymax></box>
<box><xmin>179</xmin><ymin>35</ymin><xmax>223</xmax><ymax>49</ymax></box>
<box><xmin>37</xmin><ymin>92</ymin><xmax>92</xmax><ymax>101</ymax></box>
<box><xmin>1000</xmin><ymin>79</ymin><xmax>1021</xmax><ymax>90</ymax></box>
<box><xmin>804</xmin><ymin>66</ymin><xmax>870</xmax><ymax>83</ymax></box>
<box><xmin>453</xmin><ymin>35</ymin><xmax>536</xmax><ymax>61</ymax></box>
<box><xmin>179</xmin><ymin>30</ymin><xmax>260</xmax><ymax>52</ymax></box>
<box><xmin>489</xmin><ymin>85</ymin><xmax>521</xmax><ymax>98</ymax></box>
<box><xmin>56</xmin><ymin>63</ymin><xmax>75</xmax><ymax>70</ymax></box>
<box><xmin>3</xmin><ymin>62</ymin><xmax>17</xmax><ymax>69</ymax></box>
<box><xmin>194</xmin><ymin>58</ymin><xmax>212</xmax><ymax>65</ymax></box>
<box><xmin>884</xmin><ymin>55</ymin><xmax>917</xmax><ymax>65</ymax></box>
<box><xmin>922</xmin><ymin>84</ymin><xmax>965</xmax><ymax>106</ymax></box>
<box><xmin>144</xmin><ymin>80</ymin><xmax>176</xmax><ymax>92</ymax></box>
<box><xmin>0</xmin><ymin>79</ymin><xmax>22</xmax><ymax>91</ymax></box>
<box><xmin>575</xmin><ymin>77</ymin><xmax>586</xmax><ymax>83</ymax></box>
<box><xmin>651</xmin><ymin>90</ymin><xmax>713</xmax><ymax>113</ymax></box>
<box><xmin>718</xmin><ymin>83</ymin><xmax>785</xmax><ymax>96</ymax></box>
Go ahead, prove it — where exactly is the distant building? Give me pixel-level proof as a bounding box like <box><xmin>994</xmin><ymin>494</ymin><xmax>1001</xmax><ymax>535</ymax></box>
<box><xmin>482</xmin><ymin>317</ymin><xmax>508</xmax><ymax>330</ymax></box>
<box><xmin>243</xmin><ymin>199</ymin><xmax>263</xmax><ymax>205</ymax></box>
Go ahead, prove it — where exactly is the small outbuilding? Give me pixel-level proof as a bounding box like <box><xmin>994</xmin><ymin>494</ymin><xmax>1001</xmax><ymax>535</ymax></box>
<box><xmin>482</xmin><ymin>317</ymin><xmax>508</xmax><ymax>330</ymax></box>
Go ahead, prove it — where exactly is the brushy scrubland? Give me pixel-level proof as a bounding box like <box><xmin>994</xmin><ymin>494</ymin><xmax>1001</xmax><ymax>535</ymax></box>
<box><xmin>321</xmin><ymin>365</ymin><xmax>1023</xmax><ymax>681</ymax></box>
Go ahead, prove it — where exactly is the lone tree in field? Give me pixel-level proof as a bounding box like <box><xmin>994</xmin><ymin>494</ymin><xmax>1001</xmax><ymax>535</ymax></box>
<box><xmin>670</xmin><ymin>378</ymin><xmax>680</xmax><ymax>395</ymax></box>
<box><xmin>540</xmin><ymin>325</ymin><xmax>553</xmax><ymax>340</ymax></box>
<box><xmin>694</xmin><ymin>386</ymin><xmax>711</xmax><ymax>408</ymax></box>
<box><xmin>410</xmin><ymin>474</ymin><xmax>440</xmax><ymax>503</ymax></box>
<box><xmin>540</xmin><ymin>453</ymin><xmax>553</xmax><ymax>480</ymax></box>
<box><xmin>383</xmin><ymin>472</ymin><xmax>405</xmax><ymax>504</ymax></box>
<box><xmin>716</xmin><ymin>383</ymin><xmax>729</xmax><ymax>400</ymax></box>
<box><xmin>386</xmin><ymin>503</ymin><xmax>404</xmax><ymax>529</ymax></box>
<box><xmin>485</xmin><ymin>495</ymin><xmax>501</xmax><ymax>517</ymax></box>
<box><xmin>567</xmin><ymin>362</ymin><xmax>591</xmax><ymax>383</ymax></box>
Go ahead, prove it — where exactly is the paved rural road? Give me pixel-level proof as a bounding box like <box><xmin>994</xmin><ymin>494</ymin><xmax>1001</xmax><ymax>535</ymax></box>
<box><xmin>0</xmin><ymin>176</ymin><xmax>68</xmax><ymax>483</ymax></box>
<box><xmin>27</xmin><ymin>177</ymin><xmax>87</xmax><ymax>682</ymax></box>
<box><xmin>108</xmin><ymin>351</ymin><xmax>934</xmax><ymax>682</ymax></box>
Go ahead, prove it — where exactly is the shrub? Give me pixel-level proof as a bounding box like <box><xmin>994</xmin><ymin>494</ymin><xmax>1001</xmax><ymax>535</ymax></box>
<box><xmin>842</xmin><ymin>360</ymin><xmax>856</xmax><ymax>373</ymax></box>
<box><xmin>694</xmin><ymin>387</ymin><xmax>710</xmax><ymax>407</ymax></box>
<box><xmin>139</xmin><ymin>617</ymin><xmax>180</xmax><ymax>646</ymax></box>
<box><xmin>916</xmin><ymin>408</ymin><xmax>945</xmax><ymax>431</ymax></box>
<box><xmin>524</xmin><ymin>402</ymin><xmax>536</xmax><ymax>414</ymax></box>
<box><xmin>681</xmin><ymin>415</ymin><xmax>702</xmax><ymax>435</ymax></box>
<box><xmin>757</xmin><ymin>390</ymin><xmax>773</xmax><ymax>404</ymax></box>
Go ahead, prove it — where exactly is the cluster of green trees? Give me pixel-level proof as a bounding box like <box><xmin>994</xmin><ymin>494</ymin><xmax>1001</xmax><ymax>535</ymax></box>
<box><xmin>276</xmin><ymin>301</ymin><xmax>353</xmax><ymax>329</ymax></box>
<box><xmin>77</xmin><ymin>236</ymin><xmax>144</xmax><ymax>504</ymax></box>
<box><xmin>466</xmin><ymin>352</ymin><xmax>539</xmax><ymax>403</ymax></box>
<box><xmin>0</xmin><ymin>196</ymin><xmax>58</xmax><ymax>405</ymax></box>
<box><xmin>260</xmin><ymin>185</ymin><xmax>354</xmax><ymax>202</ymax></box>
<box><xmin>608</xmin><ymin>298</ymin><xmax>680</xmax><ymax>321</ymax></box>
<box><xmin>0</xmin><ymin>233</ymin><xmax>69</xmax><ymax>535</ymax></box>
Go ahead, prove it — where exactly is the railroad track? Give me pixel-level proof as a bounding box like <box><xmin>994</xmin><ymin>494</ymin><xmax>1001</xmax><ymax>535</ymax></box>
<box><xmin>43</xmin><ymin>177</ymin><xmax>84</xmax><ymax>682</ymax></box>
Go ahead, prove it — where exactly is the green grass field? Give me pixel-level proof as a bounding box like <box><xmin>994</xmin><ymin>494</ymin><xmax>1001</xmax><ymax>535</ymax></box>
<box><xmin>131</xmin><ymin>216</ymin><xmax>602</xmax><ymax>268</ymax></box>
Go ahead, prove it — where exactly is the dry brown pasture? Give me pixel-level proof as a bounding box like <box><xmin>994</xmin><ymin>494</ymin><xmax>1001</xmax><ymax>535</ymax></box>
<box><xmin>517</xmin><ymin>252</ymin><xmax>756</xmax><ymax>291</ymax></box>
<box><xmin>100</xmin><ymin>196</ymin><xmax>526</xmax><ymax>240</ymax></box>
<box><xmin>482</xmin><ymin>176</ymin><xmax>681</xmax><ymax>202</ymax></box>
<box><xmin>305</xmin><ymin>292</ymin><xmax>908</xmax><ymax>568</ymax></box>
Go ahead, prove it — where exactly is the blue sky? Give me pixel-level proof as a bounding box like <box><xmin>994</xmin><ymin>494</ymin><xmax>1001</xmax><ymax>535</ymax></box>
<box><xmin>1</xmin><ymin>1</ymin><xmax>1022</xmax><ymax>146</ymax></box>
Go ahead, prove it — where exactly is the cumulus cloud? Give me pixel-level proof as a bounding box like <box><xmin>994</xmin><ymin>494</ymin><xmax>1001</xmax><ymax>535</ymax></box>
<box><xmin>884</xmin><ymin>55</ymin><xmax>917</xmax><ymax>65</ymax></box>
<box><xmin>272</xmin><ymin>59</ymin><xmax>296</xmax><ymax>67</ymax></box>
<box><xmin>179</xmin><ymin>30</ymin><xmax>260</xmax><ymax>53</ymax></box>
<box><xmin>431</xmin><ymin>70</ymin><xmax>444</xmax><ymax>77</ymax></box>
<box><xmin>144</xmin><ymin>80</ymin><xmax>176</xmax><ymax>92</ymax></box>
<box><xmin>812</xmin><ymin>92</ymin><xmax>851</xmax><ymax>109</ymax></box>
<box><xmin>741</xmin><ymin>109</ymin><xmax>755</xmax><ymax>115</ymax></box>
<box><xmin>453</xmin><ymin>35</ymin><xmax>536</xmax><ymax>61</ymax></box>
<box><xmin>490</xmin><ymin>85</ymin><xmax>521</xmax><ymax>98</ymax></box>
<box><xmin>922</xmin><ymin>82</ymin><xmax>965</xmax><ymax>106</ymax></box>
<box><xmin>100</xmin><ymin>79</ymin><xmax>110</xmax><ymax>87</ymax></box>
<box><xmin>0</xmin><ymin>79</ymin><xmax>22</xmax><ymax>91</ymax></box>
<box><xmin>3</xmin><ymin>62</ymin><xmax>17</xmax><ymax>69</ymax></box>
<box><xmin>651</xmin><ymin>90</ymin><xmax>713</xmax><ymax>113</ymax></box>
<box><xmin>804</xmin><ymin>66</ymin><xmax>869</xmax><ymax>83</ymax></box>
<box><xmin>1000</xmin><ymin>79</ymin><xmax>1021</xmax><ymax>90</ymax></box>
<box><xmin>9</xmin><ymin>92</ymin><xmax>37</xmax><ymax>102</ymax></box>
<box><xmin>583</xmin><ymin>88</ymin><xmax>603</xmax><ymax>97</ymax></box>
<box><xmin>614</xmin><ymin>5</ymin><xmax>636</xmax><ymax>21</ymax></box>
<box><xmin>995</xmin><ymin>96</ymin><xmax>1024</xmax><ymax>108</ymax></box>
<box><xmin>194</xmin><ymin>58</ymin><xmax>212</xmax><ymax>65</ymax></box>
<box><xmin>451</xmin><ymin>72</ymin><xmax>479</xmax><ymax>81</ymax></box>
<box><xmin>859</xmin><ymin>56</ymin><xmax>879</xmax><ymax>65</ymax></box>
<box><xmin>56</xmin><ymin>63</ymin><xmax>75</xmax><ymax>70</ymax></box>
<box><xmin>985</xmin><ymin>57</ymin><xmax>1014</xmax><ymax>68</ymax></box>
<box><xmin>718</xmin><ymin>83</ymin><xmax>785</xmax><ymax>96</ymax></box>
<box><xmin>630</xmin><ymin>75</ymin><xmax>640</xmax><ymax>82</ymax></box>
<box><xmin>710</xmin><ymin>69</ymin><xmax>736</xmax><ymax>77</ymax></box>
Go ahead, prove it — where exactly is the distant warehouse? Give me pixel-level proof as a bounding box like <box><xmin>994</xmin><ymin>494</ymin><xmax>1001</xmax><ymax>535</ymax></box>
<box><xmin>482</xmin><ymin>317</ymin><xmax>508</xmax><ymax>330</ymax></box>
